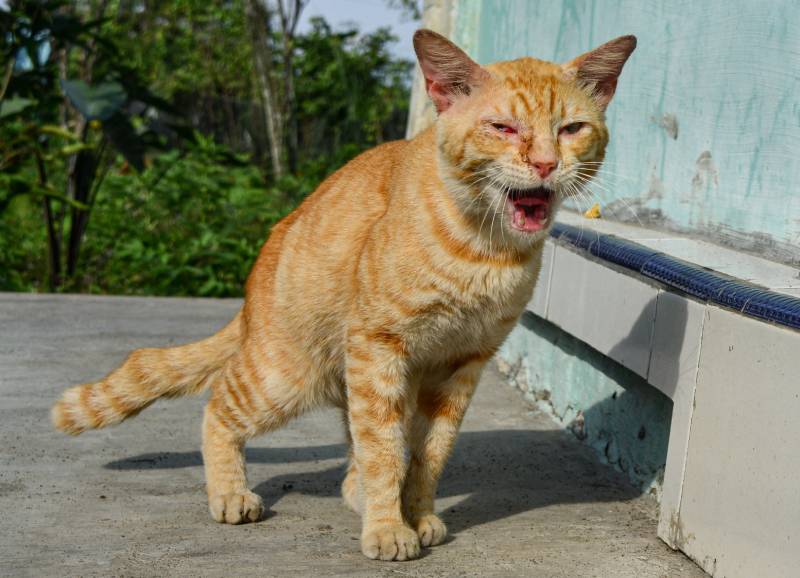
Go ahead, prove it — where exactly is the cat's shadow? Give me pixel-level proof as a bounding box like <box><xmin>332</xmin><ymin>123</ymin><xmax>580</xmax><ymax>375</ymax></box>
<box><xmin>105</xmin><ymin>427</ymin><xmax>639</xmax><ymax>534</ymax></box>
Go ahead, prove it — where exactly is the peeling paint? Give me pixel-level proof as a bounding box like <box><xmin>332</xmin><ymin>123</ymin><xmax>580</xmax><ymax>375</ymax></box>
<box><xmin>647</xmin><ymin>173</ymin><xmax>666</xmax><ymax>201</ymax></box>
<box><xmin>652</xmin><ymin>113</ymin><xmax>679</xmax><ymax>139</ymax></box>
<box><xmin>691</xmin><ymin>151</ymin><xmax>719</xmax><ymax>195</ymax></box>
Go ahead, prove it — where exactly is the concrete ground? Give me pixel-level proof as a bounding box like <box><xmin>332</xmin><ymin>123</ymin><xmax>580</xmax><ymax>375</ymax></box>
<box><xmin>0</xmin><ymin>294</ymin><xmax>704</xmax><ymax>577</ymax></box>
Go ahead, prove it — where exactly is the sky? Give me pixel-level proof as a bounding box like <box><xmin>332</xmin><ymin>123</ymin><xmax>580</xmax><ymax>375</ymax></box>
<box><xmin>298</xmin><ymin>0</ymin><xmax>420</xmax><ymax>60</ymax></box>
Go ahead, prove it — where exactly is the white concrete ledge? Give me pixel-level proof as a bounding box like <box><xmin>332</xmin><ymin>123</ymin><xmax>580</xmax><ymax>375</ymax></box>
<box><xmin>529</xmin><ymin>215</ymin><xmax>800</xmax><ymax>578</ymax></box>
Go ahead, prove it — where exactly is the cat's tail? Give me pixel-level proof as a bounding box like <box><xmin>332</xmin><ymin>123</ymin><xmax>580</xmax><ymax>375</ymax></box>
<box><xmin>51</xmin><ymin>311</ymin><xmax>242</xmax><ymax>435</ymax></box>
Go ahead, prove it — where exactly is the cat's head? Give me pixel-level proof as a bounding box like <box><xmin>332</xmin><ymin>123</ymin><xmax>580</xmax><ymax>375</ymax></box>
<box><xmin>413</xmin><ymin>29</ymin><xmax>636</xmax><ymax>247</ymax></box>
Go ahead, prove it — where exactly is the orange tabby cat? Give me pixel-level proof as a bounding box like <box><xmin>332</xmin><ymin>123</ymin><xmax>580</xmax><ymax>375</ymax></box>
<box><xmin>52</xmin><ymin>29</ymin><xmax>635</xmax><ymax>561</ymax></box>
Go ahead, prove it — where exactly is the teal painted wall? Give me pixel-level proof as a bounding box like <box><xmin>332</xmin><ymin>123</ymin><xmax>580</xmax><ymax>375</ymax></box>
<box><xmin>499</xmin><ymin>313</ymin><xmax>672</xmax><ymax>494</ymax></box>
<box><xmin>453</xmin><ymin>0</ymin><xmax>800</xmax><ymax>264</ymax></box>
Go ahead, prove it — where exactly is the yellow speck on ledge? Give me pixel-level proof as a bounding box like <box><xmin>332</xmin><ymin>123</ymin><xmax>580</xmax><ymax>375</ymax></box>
<box><xmin>583</xmin><ymin>203</ymin><xmax>601</xmax><ymax>219</ymax></box>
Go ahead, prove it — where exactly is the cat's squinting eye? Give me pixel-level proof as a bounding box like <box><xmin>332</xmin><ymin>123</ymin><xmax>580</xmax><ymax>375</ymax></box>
<box><xmin>491</xmin><ymin>122</ymin><xmax>517</xmax><ymax>135</ymax></box>
<box><xmin>560</xmin><ymin>122</ymin><xmax>584</xmax><ymax>135</ymax></box>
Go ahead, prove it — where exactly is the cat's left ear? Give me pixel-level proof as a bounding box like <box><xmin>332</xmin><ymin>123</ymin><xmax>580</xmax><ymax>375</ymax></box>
<box><xmin>413</xmin><ymin>29</ymin><xmax>489</xmax><ymax>113</ymax></box>
<box><xmin>562</xmin><ymin>35</ymin><xmax>637</xmax><ymax>109</ymax></box>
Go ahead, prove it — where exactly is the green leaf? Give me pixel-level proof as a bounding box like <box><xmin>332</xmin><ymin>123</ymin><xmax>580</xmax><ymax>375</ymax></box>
<box><xmin>25</xmin><ymin>184</ymin><xmax>90</xmax><ymax>211</ymax></box>
<box><xmin>39</xmin><ymin>125</ymin><xmax>82</xmax><ymax>140</ymax></box>
<box><xmin>57</xmin><ymin>143</ymin><xmax>95</xmax><ymax>156</ymax></box>
<box><xmin>40</xmin><ymin>191</ymin><xmax>89</xmax><ymax>211</ymax></box>
<box><xmin>0</xmin><ymin>97</ymin><xmax>36</xmax><ymax>118</ymax></box>
<box><xmin>61</xmin><ymin>80</ymin><xmax>127</xmax><ymax>121</ymax></box>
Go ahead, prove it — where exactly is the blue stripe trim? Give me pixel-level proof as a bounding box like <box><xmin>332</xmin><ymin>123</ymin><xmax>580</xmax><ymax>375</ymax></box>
<box><xmin>550</xmin><ymin>222</ymin><xmax>800</xmax><ymax>331</ymax></box>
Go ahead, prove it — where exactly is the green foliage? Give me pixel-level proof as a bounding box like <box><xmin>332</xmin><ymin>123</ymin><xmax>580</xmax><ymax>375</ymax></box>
<box><xmin>77</xmin><ymin>137</ymin><xmax>290</xmax><ymax>297</ymax></box>
<box><xmin>0</xmin><ymin>1</ymin><xmax>415</xmax><ymax>296</ymax></box>
<box><xmin>1</xmin><ymin>0</ymin><xmax>198</xmax><ymax>291</ymax></box>
<box><xmin>0</xmin><ymin>193</ymin><xmax>46</xmax><ymax>292</ymax></box>
<box><xmin>0</xmin><ymin>97</ymin><xmax>36</xmax><ymax>117</ymax></box>
<box><xmin>0</xmin><ymin>137</ymin><xmax>286</xmax><ymax>296</ymax></box>
<box><xmin>295</xmin><ymin>19</ymin><xmax>413</xmax><ymax>161</ymax></box>
<box><xmin>60</xmin><ymin>80</ymin><xmax>127</xmax><ymax>121</ymax></box>
<box><xmin>103</xmin><ymin>1</ymin><xmax>254</xmax><ymax>101</ymax></box>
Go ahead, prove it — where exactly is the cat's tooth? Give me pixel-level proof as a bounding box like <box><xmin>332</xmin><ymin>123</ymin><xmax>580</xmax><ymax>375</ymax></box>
<box><xmin>516</xmin><ymin>210</ymin><xmax>526</xmax><ymax>228</ymax></box>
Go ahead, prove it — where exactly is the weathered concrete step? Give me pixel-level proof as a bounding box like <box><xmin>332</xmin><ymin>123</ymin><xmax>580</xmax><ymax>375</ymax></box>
<box><xmin>0</xmin><ymin>294</ymin><xmax>703</xmax><ymax>577</ymax></box>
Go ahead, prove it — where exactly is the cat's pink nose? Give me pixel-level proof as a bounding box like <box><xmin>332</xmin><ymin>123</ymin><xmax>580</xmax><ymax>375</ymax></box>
<box><xmin>532</xmin><ymin>158</ymin><xmax>558</xmax><ymax>179</ymax></box>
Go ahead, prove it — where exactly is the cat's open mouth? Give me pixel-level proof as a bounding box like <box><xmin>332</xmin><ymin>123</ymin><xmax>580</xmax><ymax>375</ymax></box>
<box><xmin>506</xmin><ymin>187</ymin><xmax>552</xmax><ymax>233</ymax></box>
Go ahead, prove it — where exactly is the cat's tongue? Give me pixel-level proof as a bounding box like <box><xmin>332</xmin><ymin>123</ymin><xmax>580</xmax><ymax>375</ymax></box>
<box><xmin>510</xmin><ymin>196</ymin><xmax>550</xmax><ymax>232</ymax></box>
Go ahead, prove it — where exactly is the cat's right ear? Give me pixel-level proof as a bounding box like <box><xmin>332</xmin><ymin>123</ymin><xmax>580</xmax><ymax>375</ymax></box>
<box><xmin>413</xmin><ymin>29</ymin><xmax>489</xmax><ymax>113</ymax></box>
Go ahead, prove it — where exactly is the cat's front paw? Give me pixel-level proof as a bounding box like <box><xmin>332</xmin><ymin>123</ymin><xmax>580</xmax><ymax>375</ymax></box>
<box><xmin>361</xmin><ymin>523</ymin><xmax>421</xmax><ymax>561</ymax></box>
<box><xmin>208</xmin><ymin>490</ymin><xmax>263</xmax><ymax>524</ymax></box>
<box><xmin>414</xmin><ymin>513</ymin><xmax>447</xmax><ymax>547</ymax></box>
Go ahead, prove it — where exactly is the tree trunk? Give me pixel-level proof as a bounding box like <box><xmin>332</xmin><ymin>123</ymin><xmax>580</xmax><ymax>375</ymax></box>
<box><xmin>282</xmin><ymin>40</ymin><xmax>298</xmax><ymax>173</ymax></box>
<box><xmin>62</xmin><ymin>0</ymin><xmax>108</xmax><ymax>287</ymax></box>
<box><xmin>245</xmin><ymin>0</ymin><xmax>286</xmax><ymax>180</ymax></box>
<box><xmin>35</xmin><ymin>153</ymin><xmax>61</xmax><ymax>290</ymax></box>
<box><xmin>65</xmin><ymin>127</ymin><xmax>98</xmax><ymax>281</ymax></box>
<box><xmin>276</xmin><ymin>0</ymin><xmax>306</xmax><ymax>174</ymax></box>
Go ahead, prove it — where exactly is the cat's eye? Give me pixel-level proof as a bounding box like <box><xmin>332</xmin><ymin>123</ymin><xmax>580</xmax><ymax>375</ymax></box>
<box><xmin>560</xmin><ymin>122</ymin><xmax>584</xmax><ymax>135</ymax></box>
<box><xmin>491</xmin><ymin>122</ymin><xmax>517</xmax><ymax>135</ymax></box>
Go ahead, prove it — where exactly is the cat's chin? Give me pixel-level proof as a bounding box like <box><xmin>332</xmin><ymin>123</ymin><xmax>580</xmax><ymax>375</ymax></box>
<box><xmin>505</xmin><ymin>186</ymin><xmax>553</xmax><ymax>234</ymax></box>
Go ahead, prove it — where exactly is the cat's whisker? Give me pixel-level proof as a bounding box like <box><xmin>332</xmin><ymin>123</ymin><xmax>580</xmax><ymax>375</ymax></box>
<box><xmin>488</xmin><ymin>185</ymin><xmax>504</xmax><ymax>254</ymax></box>
<box><xmin>571</xmin><ymin>172</ymin><xmax>625</xmax><ymax>197</ymax></box>
<box><xmin>607</xmin><ymin>197</ymin><xmax>647</xmax><ymax>227</ymax></box>
<box><xmin>576</xmin><ymin>167</ymin><xmax>638</xmax><ymax>183</ymax></box>
<box><xmin>469</xmin><ymin>173</ymin><xmax>504</xmax><ymax>213</ymax></box>
<box><xmin>572</xmin><ymin>178</ymin><xmax>619</xmax><ymax>199</ymax></box>
<box><xmin>571</xmin><ymin>184</ymin><xmax>599</xmax><ymax>216</ymax></box>
<box><xmin>567</xmin><ymin>183</ymin><xmax>596</xmax><ymax>239</ymax></box>
<box><xmin>571</xmin><ymin>173</ymin><xmax>647</xmax><ymax>226</ymax></box>
<box><xmin>498</xmin><ymin>183</ymin><xmax>510</xmax><ymax>249</ymax></box>
<box><xmin>477</xmin><ymin>188</ymin><xmax>497</xmax><ymax>245</ymax></box>
<box><xmin>469</xmin><ymin>171</ymin><xmax>502</xmax><ymax>188</ymax></box>
<box><xmin>569</xmin><ymin>180</ymin><xmax>646</xmax><ymax>228</ymax></box>
<box><xmin>464</xmin><ymin>188</ymin><xmax>487</xmax><ymax>215</ymax></box>
<box><xmin>573</xmin><ymin>172</ymin><xmax>631</xmax><ymax>190</ymax></box>
<box><xmin>573</xmin><ymin>187</ymin><xmax>595</xmax><ymax>214</ymax></box>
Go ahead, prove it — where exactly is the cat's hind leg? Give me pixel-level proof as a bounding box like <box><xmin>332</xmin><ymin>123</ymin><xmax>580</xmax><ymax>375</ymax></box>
<box><xmin>341</xmin><ymin>412</ymin><xmax>363</xmax><ymax>513</ymax></box>
<box><xmin>202</xmin><ymin>348</ymin><xmax>299</xmax><ymax>524</ymax></box>
<box><xmin>203</xmin><ymin>404</ymin><xmax>263</xmax><ymax>524</ymax></box>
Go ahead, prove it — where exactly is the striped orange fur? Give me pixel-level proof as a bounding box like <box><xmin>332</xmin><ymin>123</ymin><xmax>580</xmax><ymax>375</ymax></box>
<box><xmin>52</xmin><ymin>29</ymin><xmax>635</xmax><ymax>561</ymax></box>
